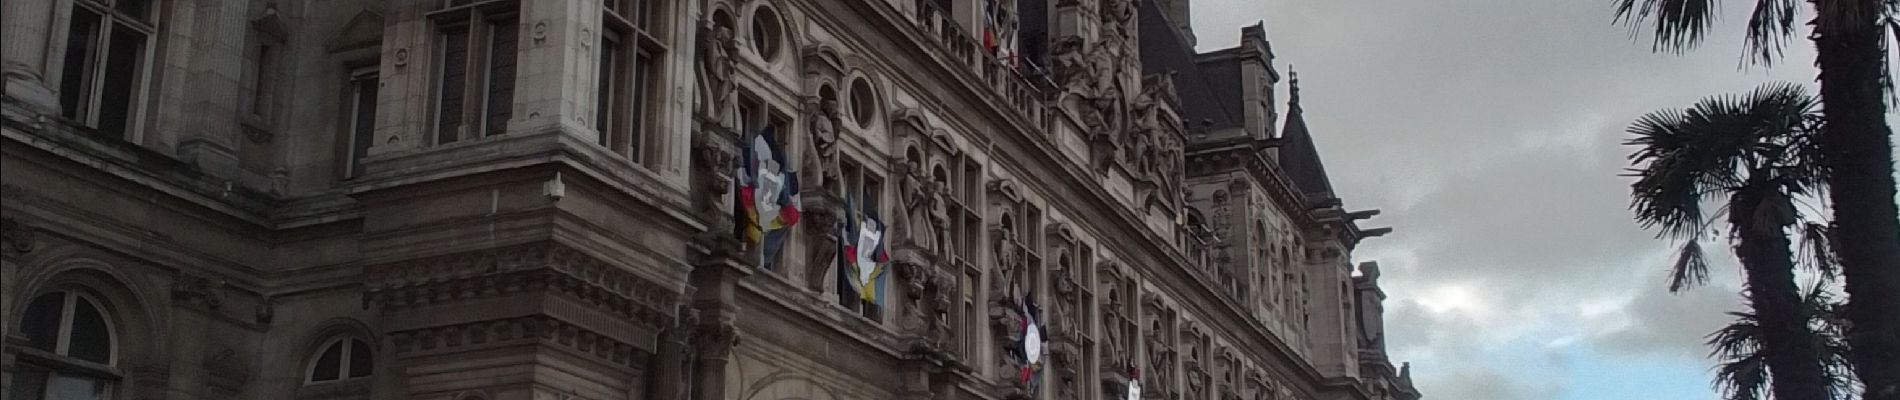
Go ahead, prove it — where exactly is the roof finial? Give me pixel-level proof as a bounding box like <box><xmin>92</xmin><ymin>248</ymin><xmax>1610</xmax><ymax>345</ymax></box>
<box><xmin>1287</xmin><ymin>64</ymin><xmax>1301</xmax><ymax>106</ymax></box>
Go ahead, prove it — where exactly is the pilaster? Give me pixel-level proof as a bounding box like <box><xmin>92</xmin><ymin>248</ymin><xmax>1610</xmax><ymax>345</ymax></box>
<box><xmin>514</xmin><ymin>0</ymin><xmax>606</xmax><ymax>144</ymax></box>
<box><xmin>687</xmin><ymin>245</ymin><xmax>751</xmax><ymax>400</ymax></box>
<box><xmin>169</xmin><ymin>0</ymin><xmax>255</xmax><ymax>177</ymax></box>
<box><xmin>0</xmin><ymin>0</ymin><xmax>59</xmax><ymax>114</ymax></box>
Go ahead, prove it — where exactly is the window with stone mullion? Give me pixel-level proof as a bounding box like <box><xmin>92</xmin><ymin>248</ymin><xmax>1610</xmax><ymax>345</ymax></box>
<box><xmin>598</xmin><ymin>0</ymin><xmax>664</xmax><ymax>163</ymax></box>
<box><xmin>429</xmin><ymin>2</ymin><xmax>518</xmax><ymax>144</ymax></box>
<box><xmin>59</xmin><ymin>0</ymin><xmax>157</xmax><ymax>140</ymax></box>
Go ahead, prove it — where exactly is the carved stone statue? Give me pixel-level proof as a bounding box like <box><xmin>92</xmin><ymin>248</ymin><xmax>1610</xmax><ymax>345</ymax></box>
<box><xmin>993</xmin><ymin>228</ymin><xmax>1026</xmax><ymax>299</ymax></box>
<box><xmin>1050</xmin><ymin>270</ymin><xmax>1076</xmax><ymax>338</ymax></box>
<box><xmin>1101</xmin><ymin>288</ymin><xmax>1128</xmax><ymax>371</ymax></box>
<box><xmin>803</xmin><ymin>98</ymin><xmax>843</xmax><ymax>193</ymax></box>
<box><xmin>697</xmin><ymin>21</ymin><xmax>740</xmax><ymax>120</ymax></box>
<box><xmin>928</xmin><ymin>181</ymin><xmax>952</xmax><ymax>253</ymax></box>
<box><xmin>898</xmin><ymin>158</ymin><xmax>936</xmax><ymax>252</ymax></box>
<box><xmin>1050</xmin><ymin>36</ymin><xmax>1089</xmax><ymax>93</ymax></box>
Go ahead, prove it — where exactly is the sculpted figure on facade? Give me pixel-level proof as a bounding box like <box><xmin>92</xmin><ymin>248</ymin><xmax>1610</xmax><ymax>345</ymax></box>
<box><xmin>1100</xmin><ymin>0</ymin><xmax>1136</xmax><ymax>47</ymax></box>
<box><xmin>1050</xmin><ymin>262</ymin><xmax>1078</xmax><ymax>338</ymax></box>
<box><xmin>1127</xmin><ymin>92</ymin><xmax>1161</xmax><ymax>177</ymax></box>
<box><xmin>897</xmin><ymin>154</ymin><xmax>936</xmax><ymax>252</ymax></box>
<box><xmin>697</xmin><ymin>19</ymin><xmax>740</xmax><ymax>120</ymax></box>
<box><xmin>1050</xmin><ymin>36</ymin><xmax>1090</xmax><ymax>94</ymax></box>
<box><xmin>1100</xmin><ymin>283</ymin><xmax>1131</xmax><ymax>372</ymax></box>
<box><xmin>929</xmin><ymin>181</ymin><xmax>952</xmax><ymax>254</ymax></box>
<box><xmin>804</xmin><ymin>97</ymin><xmax>844</xmax><ymax>193</ymax></box>
<box><xmin>1146</xmin><ymin>319</ymin><xmax>1172</xmax><ymax>395</ymax></box>
<box><xmin>991</xmin><ymin>226</ymin><xmax>1027</xmax><ymax>301</ymax></box>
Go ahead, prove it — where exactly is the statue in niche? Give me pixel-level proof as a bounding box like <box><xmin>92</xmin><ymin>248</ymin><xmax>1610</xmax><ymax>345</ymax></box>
<box><xmin>697</xmin><ymin>21</ymin><xmax>740</xmax><ymax>120</ymax></box>
<box><xmin>1147</xmin><ymin>319</ymin><xmax>1170</xmax><ymax>391</ymax></box>
<box><xmin>1050</xmin><ymin>264</ymin><xmax>1077</xmax><ymax>338</ymax></box>
<box><xmin>897</xmin><ymin>155</ymin><xmax>936</xmax><ymax>252</ymax></box>
<box><xmin>928</xmin><ymin>181</ymin><xmax>952</xmax><ymax>255</ymax></box>
<box><xmin>803</xmin><ymin>98</ymin><xmax>843</xmax><ymax>193</ymax></box>
<box><xmin>1100</xmin><ymin>287</ymin><xmax>1128</xmax><ymax>371</ymax></box>
<box><xmin>992</xmin><ymin>226</ymin><xmax>1026</xmax><ymax>300</ymax></box>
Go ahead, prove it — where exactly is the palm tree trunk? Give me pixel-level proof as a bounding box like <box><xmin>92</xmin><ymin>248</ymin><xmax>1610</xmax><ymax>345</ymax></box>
<box><xmin>1731</xmin><ymin>189</ymin><xmax>1834</xmax><ymax>400</ymax></box>
<box><xmin>1812</xmin><ymin>2</ymin><xmax>1900</xmax><ymax>397</ymax></box>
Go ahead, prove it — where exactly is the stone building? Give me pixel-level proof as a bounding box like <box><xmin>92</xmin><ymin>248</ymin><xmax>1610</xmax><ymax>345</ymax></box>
<box><xmin>0</xmin><ymin>0</ymin><xmax>1421</xmax><ymax>399</ymax></box>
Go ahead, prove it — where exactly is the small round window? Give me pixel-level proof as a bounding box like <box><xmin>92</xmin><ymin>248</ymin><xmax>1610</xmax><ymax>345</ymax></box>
<box><xmin>849</xmin><ymin>78</ymin><xmax>876</xmax><ymax>128</ymax></box>
<box><xmin>750</xmin><ymin>8</ymin><xmax>783</xmax><ymax>61</ymax></box>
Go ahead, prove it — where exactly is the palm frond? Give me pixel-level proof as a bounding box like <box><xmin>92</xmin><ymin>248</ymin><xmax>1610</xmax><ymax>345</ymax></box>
<box><xmin>1742</xmin><ymin>0</ymin><xmax>1804</xmax><ymax>66</ymax></box>
<box><xmin>1714</xmin><ymin>352</ymin><xmax>1772</xmax><ymax>400</ymax></box>
<box><xmin>1613</xmin><ymin>0</ymin><xmax>1722</xmax><ymax>53</ymax></box>
<box><xmin>1625</xmin><ymin>82</ymin><xmax>1820</xmax><ymax>240</ymax></box>
<box><xmin>1706</xmin><ymin>285</ymin><xmax>1859</xmax><ymax>400</ymax></box>
<box><xmin>1670</xmin><ymin>240</ymin><xmax>1714</xmax><ymax>292</ymax></box>
<box><xmin>1709</xmin><ymin>307</ymin><xmax>1769</xmax><ymax>400</ymax></box>
<box><xmin>1798</xmin><ymin>221</ymin><xmax>1841</xmax><ymax>276</ymax></box>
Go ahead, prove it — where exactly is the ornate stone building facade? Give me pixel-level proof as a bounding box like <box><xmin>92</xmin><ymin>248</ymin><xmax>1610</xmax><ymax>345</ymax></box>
<box><xmin>0</xmin><ymin>0</ymin><xmax>1421</xmax><ymax>399</ymax></box>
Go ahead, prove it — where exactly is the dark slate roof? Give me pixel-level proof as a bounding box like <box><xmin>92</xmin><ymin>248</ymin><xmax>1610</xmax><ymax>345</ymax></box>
<box><xmin>1277</xmin><ymin>79</ymin><xmax>1335</xmax><ymax>196</ymax></box>
<box><xmin>1139</xmin><ymin>0</ymin><xmax>1238</xmax><ymax>130</ymax></box>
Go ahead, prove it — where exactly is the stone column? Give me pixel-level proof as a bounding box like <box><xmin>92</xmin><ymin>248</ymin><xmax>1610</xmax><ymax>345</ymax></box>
<box><xmin>688</xmin><ymin>248</ymin><xmax>751</xmax><ymax>400</ymax></box>
<box><xmin>170</xmin><ymin>0</ymin><xmax>253</xmax><ymax>176</ymax></box>
<box><xmin>1</xmin><ymin>0</ymin><xmax>60</xmax><ymax>114</ymax></box>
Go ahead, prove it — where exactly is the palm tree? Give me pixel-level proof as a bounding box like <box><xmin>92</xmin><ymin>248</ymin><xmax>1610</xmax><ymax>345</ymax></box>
<box><xmin>1613</xmin><ymin>1</ymin><xmax>1900</xmax><ymax>396</ymax></box>
<box><xmin>1627</xmin><ymin>82</ymin><xmax>1834</xmax><ymax>400</ymax></box>
<box><xmin>1708</xmin><ymin>282</ymin><xmax>1858</xmax><ymax>400</ymax></box>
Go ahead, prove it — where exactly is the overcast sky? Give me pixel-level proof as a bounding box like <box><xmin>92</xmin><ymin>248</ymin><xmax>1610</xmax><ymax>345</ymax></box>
<box><xmin>1185</xmin><ymin>0</ymin><xmax>1900</xmax><ymax>399</ymax></box>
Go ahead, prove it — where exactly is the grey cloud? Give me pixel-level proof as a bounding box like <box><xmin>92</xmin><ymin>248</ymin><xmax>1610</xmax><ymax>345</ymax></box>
<box><xmin>1420</xmin><ymin>367</ymin><xmax>1569</xmax><ymax>400</ymax></box>
<box><xmin>1186</xmin><ymin>0</ymin><xmax>1836</xmax><ymax>398</ymax></box>
<box><xmin>1598</xmin><ymin>281</ymin><xmax>1747</xmax><ymax>362</ymax></box>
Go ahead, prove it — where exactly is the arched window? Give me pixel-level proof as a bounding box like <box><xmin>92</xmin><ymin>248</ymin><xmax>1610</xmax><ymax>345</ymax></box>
<box><xmin>12</xmin><ymin>290</ymin><xmax>117</xmax><ymax>400</ymax></box>
<box><xmin>305</xmin><ymin>337</ymin><xmax>374</xmax><ymax>384</ymax></box>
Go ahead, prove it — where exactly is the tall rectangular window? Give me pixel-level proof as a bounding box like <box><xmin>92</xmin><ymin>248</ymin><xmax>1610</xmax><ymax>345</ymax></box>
<box><xmin>432</xmin><ymin>2</ymin><xmax>517</xmax><ymax>145</ymax></box>
<box><xmin>346</xmin><ymin>69</ymin><xmax>379</xmax><ymax>178</ymax></box>
<box><xmin>251</xmin><ymin>44</ymin><xmax>276</xmax><ymax>120</ymax></box>
<box><xmin>600</xmin><ymin>0</ymin><xmax>664</xmax><ymax>163</ymax></box>
<box><xmin>59</xmin><ymin>0</ymin><xmax>155</xmax><ymax>140</ymax></box>
<box><xmin>434</xmin><ymin>25</ymin><xmax>469</xmax><ymax>144</ymax></box>
<box><xmin>839</xmin><ymin>160</ymin><xmax>886</xmax><ymax>320</ymax></box>
<box><xmin>481</xmin><ymin>18</ymin><xmax>517</xmax><ymax>136</ymax></box>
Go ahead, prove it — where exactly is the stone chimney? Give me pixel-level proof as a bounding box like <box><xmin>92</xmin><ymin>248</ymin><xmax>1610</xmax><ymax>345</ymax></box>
<box><xmin>1237</xmin><ymin>22</ymin><xmax>1278</xmax><ymax>140</ymax></box>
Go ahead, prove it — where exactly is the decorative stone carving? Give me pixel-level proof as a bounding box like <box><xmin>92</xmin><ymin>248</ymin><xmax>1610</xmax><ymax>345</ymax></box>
<box><xmin>388</xmin><ymin>315</ymin><xmax>647</xmax><ymax>367</ymax></box>
<box><xmin>172</xmin><ymin>273</ymin><xmax>225</xmax><ymax>310</ymax></box>
<box><xmin>990</xmin><ymin>227</ymin><xmax>1026</xmax><ymax>300</ymax></box>
<box><xmin>800</xmin><ymin>207</ymin><xmax>842</xmax><ymax>293</ymax></box>
<box><xmin>1050</xmin><ymin>36</ymin><xmax>1089</xmax><ymax>94</ymax></box>
<box><xmin>362</xmin><ymin>243</ymin><xmax>681</xmax><ymax>329</ymax></box>
<box><xmin>896</xmin><ymin>156</ymin><xmax>938</xmax><ymax>253</ymax></box>
<box><xmin>803</xmin><ymin>97</ymin><xmax>844</xmax><ymax>193</ymax></box>
<box><xmin>0</xmin><ymin>217</ymin><xmax>35</xmax><ymax>254</ymax></box>
<box><xmin>203</xmin><ymin>348</ymin><xmax>252</xmax><ymax>393</ymax></box>
<box><xmin>697</xmin><ymin>18</ymin><xmax>740</xmax><ymax>121</ymax></box>
<box><xmin>1099</xmin><ymin>278</ymin><xmax>1132</xmax><ymax>373</ymax></box>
